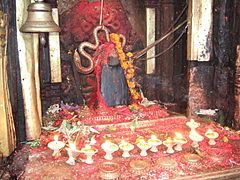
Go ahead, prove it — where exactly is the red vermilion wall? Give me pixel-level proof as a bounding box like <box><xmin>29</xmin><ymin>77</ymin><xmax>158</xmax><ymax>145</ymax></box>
<box><xmin>60</xmin><ymin>0</ymin><xmax>135</xmax><ymax>48</ymax></box>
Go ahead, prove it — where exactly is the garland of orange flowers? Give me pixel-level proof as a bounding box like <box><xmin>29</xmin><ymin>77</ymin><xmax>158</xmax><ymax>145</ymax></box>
<box><xmin>110</xmin><ymin>33</ymin><xmax>141</xmax><ymax>101</ymax></box>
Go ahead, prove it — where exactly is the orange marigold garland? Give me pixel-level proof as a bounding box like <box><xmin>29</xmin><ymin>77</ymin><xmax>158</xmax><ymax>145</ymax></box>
<box><xmin>110</xmin><ymin>33</ymin><xmax>141</xmax><ymax>102</ymax></box>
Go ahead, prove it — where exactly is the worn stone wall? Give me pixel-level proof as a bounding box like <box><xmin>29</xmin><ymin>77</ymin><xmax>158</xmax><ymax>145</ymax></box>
<box><xmin>187</xmin><ymin>0</ymin><xmax>236</xmax><ymax>127</ymax></box>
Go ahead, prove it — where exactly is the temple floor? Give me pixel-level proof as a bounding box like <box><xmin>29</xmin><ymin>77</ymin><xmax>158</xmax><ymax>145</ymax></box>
<box><xmin>7</xmin><ymin>104</ymin><xmax>240</xmax><ymax>179</ymax></box>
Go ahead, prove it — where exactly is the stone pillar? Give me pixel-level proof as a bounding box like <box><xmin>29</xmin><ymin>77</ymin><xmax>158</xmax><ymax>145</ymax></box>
<box><xmin>187</xmin><ymin>0</ymin><xmax>213</xmax><ymax>62</ymax></box>
<box><xmin>146</xmin><ymin>3</ymin><xmax>156</xmax><ymax>74</ymax></box>
<box><xmin>49</xmin><ymin>7</ymin><xmax>62</xmax><ymax>83</ymax></box>
<box><xmin>187</xmin><ymin>0</ymin><xmax>215</xmax><ymax>117</ymax></box>
<box><xmin>16</xmin><ymin>0</ymin><xmax>42</xmax><ymax>140</ymax></box>
<box><xmin>143</xmin><ymin>0</ymin><xmax>158</xmax><ymax>100</ymax></box>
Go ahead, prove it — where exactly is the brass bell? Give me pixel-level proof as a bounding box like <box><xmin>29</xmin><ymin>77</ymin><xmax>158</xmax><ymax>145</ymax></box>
<box><xmin>20</xmin><ymin>0</ymin><xmax>60</xmax><ymax>32</ymax></box>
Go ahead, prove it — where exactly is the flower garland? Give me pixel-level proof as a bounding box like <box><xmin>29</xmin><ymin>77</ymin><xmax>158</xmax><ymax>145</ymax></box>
<box><xmin>110</xmin><ymin>33</ymin><xmax>141</xmax><ymax>102</ymax></box>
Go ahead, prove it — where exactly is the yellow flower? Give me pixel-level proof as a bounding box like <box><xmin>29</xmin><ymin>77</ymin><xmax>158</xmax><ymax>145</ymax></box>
<box><xmin>130</xmin><ymin>88</ymin><xmax>136</xmax><ymax>94</ymax></box>
<box><xmin>116</xmin><ymin>44</ymin><xmax>122</xmax><ymax>50</ymax></box>
<box><xmin>118</xmin><ymin>53</ymin><xmax>125</xmax><ymax>59</ymax></box>
<box><xmin>110</xmin><ymin>33</ymin><xmax>120</xmax><ymax>43</ymax></box>
<box><xmin>126</xmin><ymin>52</ymin><xmax>133</xmax><ymax>58</ymax></box>
<box><xmin>126</xmin><ymin>73</ymin><xmax>134</xmax><ymax>79</ymax></box>
<box><xmin>118</xmin><ymin>49</ymin><xmax>124</xmax><ymax>55</ymax></box>
<box><xmin>110</xmin><ymin>33</ymin><xmax>141</xmax><ymax>102</ymax></box>
<box><xmin>133</xmin><ymin>93</ymin><xmax>141</xmax><ymax>100</ymax></box>
<box><xmin>129</xmin><ymin>103</ymin><xmax>139</xmax><ymax>111</ymax></box>
<box><xmin>127</xmin><ymin>62</ymin><xmax>133</xmax><ymax>68</ymax></box>
<box><xmin>222</xmin><ymin>136</ymin><xmax>229</xmax><ymax>143</ymax></box>
<box><xmin>121</xmin><ymin>62</ymin><xmax>128</xmax><ymax>69</ymax></box>
<box><xmin>127</xmin><ymin>68</ymin><xmax>135</xmax><ymax>74</ymax></box>
<box><xmin>128</xmin><ymin>81</ymin><xmax>136</xmax><ymax>88</ymax></box>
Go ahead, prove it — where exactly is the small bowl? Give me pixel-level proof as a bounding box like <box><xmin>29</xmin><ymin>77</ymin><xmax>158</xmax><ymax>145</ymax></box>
<box><xmin>99</xmin><ymin>162</ymin><xmax>120</xmax><ymax>180</ymax></box>
<box><xmin>130</xmin><ymin>160</ymin><xmax>150</xmax><ymax>176</ymax></box>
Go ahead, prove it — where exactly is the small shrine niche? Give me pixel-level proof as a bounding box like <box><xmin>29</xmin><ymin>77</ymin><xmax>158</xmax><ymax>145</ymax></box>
<box><xmin>57</xmin><ymin>0</ymin><xmax>145</xmax><ymax>107</ymax></box>
<box><xmin>41</xmin><ymin>0</ymin><xmax>189</xmax><ymax>114</ymax></box>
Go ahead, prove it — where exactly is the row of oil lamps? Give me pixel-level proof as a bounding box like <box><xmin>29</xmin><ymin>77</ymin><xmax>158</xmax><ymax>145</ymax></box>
<box><xmin>47</xmin><ymin>119</ymin><xmax>219</xmax><ymax>166</ymax></box>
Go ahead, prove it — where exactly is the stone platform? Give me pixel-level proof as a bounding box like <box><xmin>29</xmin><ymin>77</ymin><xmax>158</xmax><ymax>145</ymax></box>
<box><xmin>8</xmin><ymin>112</ymin><xmax>240</xmax><ymax>180</ymax></box>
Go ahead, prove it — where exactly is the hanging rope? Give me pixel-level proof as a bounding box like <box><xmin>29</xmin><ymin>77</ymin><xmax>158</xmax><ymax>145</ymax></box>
<box><xmin>99</xmin><ymin>0</ymin><xmax>104</xmax><ymax>26</ymax></box>
<box><xmin>132</xmin><ymin>19</ymin><xmax>188</xmax><ymax>60</ymax></box>
<box><xmin>166</xmin><ymin>4</ymin><xmax>188</xmax><ymax>33</ymax></box>
<box><xmin>132</xmin><ymin>4</ymin><xmax>188</xmax><ymax>60</ymax></box>
<box><xmin>138</xmin><ymin>24</ymin><xmax>188</xmax><ymax>62</ymax></box>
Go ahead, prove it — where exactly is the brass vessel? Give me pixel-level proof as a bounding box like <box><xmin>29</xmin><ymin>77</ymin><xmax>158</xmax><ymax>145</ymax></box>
<box><xmin>99</xmin><ymin>161</ymin><xmax>120</xmax><ymax>180</ymax></box>
<box><xmin>130</xmin><ymin>159</ymin><xmax>150</xmax><ymax>176</ymax></box>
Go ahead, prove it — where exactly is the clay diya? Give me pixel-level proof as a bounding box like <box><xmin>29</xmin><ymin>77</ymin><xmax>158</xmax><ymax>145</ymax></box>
<box><xmin>66</xmin><ymin>142</ymin><xmax>81</xmax><ymax>166</ymax></box>
<box><xmin>81</xmin><ymin>144</ymin><xmax>98</xmax><ymax>164</ymax></box>
<box><xmin>119</xmin><ymin>141</ymin><xmax>134</xmax><ymax>158</ymax></box>
<box><xmin>147</xmin><ymin>135</ymin><xmax>162</xmax><ymax>152</ymax></box>
<box><xmin>173</xmin><ymin>132</ymin><xmax>187</xmax><ymax>151</ymax></box>
<box><xmin>205</xmin><ymin>129</ymin><xmax>219</xmax><ymax>145</ymax></box>
<box><xmin>101</xmin><ymin>140</ymin><xmax>119</xmax><ymax>160</ymax></box>
<box><xmin>47</xmin><ymin>135</ymin><xmax>65</xmax><ymax>157</ymax></box>
<box><xmin>136</xmin><ymin>139</ymin><xmax>151</xmax><ymax>156</ymax></box>
<box><xmin>163</xmin><ymin>137</ymin><xmax>176</xmax><ymax>154</ymax></box>
<box><xmin>189</xmin><ymin>130</ymin><xmax>204</xmax><ymax>148</ymax></box>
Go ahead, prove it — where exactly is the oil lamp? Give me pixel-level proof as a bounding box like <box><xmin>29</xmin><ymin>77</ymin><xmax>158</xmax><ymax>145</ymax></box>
<box><xmin>101</xmin><ymin>140</ymin><xmax>119</xmax><ymax>160</ymax></box>
<box><xmin>163</xmin><ymin>137</ymin><xmax>176</xmax><ymax>154</ymax></box>
<box><xmin>119</xmin><ymin>140</ymin><xmax>134</xmax><ymax>158</ymax></box>
<box><xmin>186</xmin><ymin>119</ymin><xmax>200</xmax><ymax>133</ymax></box>
<box><xmin>81</xmin><ymin>144</ymin><xmax>98</xmax><ymax>164</ymax></box>
<box><xmin>205</xmin><ymin>129</ymin><xmax>219</xmax><ymax>145</ymax></box>
<box><xmin>189</xmin><ymin>130</ymin><xmax>204</xmax><ymax>148</ymax></box>
<box><xmin>136</xmin><ymin>139</ymin><xmax>151</xmax><ymax>156</ymax></box>
<box><xmin>47</xmin><ymin>135</ymin><xmax>65</xmax><ymax>157</ymax></box>
<box><xmin>187</xmin><ymin>119</ymin><xmax>204</xmax><ymax>148</ymax></box>
<box><xmin>147</xmin><ymin>135</ymin><xmax>162</xmax><ymax>152</ymax></box>
<box><xmin>66</xmin><ymin>142</ymin><xmax>81</xmax><ymax>166</ymax></box>
<box><xmin>173</xmin><ymin>132</ymin><xmax>187</xmax><ymax>151</ymax></box>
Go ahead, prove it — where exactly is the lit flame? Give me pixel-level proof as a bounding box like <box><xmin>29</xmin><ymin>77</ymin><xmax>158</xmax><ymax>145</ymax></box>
<box><xmin>105</xmin><ymin>140</ymin><xmax>111</xmax><ymax>144</ymax></box>
<box><xmin>190</xmin><ymin>118</ymin><xmax>195</xmax><ymax>122</ymax></box>
<box><xmin>54</xmin><ymin>135</ymin><xmax>58</xmax><ymax>141</ymax></box>
<box><xmin>165</xmin><ymin>137</ymin><xmax>173</xmax><ymax>143</ymax></box>
<box><xmin>85</xmin><ymin>144</ymin><xmax>91</xmax><ymax>149</ymax></box>
<box><xmin>151</xmin><ymin>135</ymin><xmax>157</xmax><ymax>140</ymax></box>
<box><xmin>175</xmin><ymin>132</ymin><xmax>183</xmax><ymax>139</ymax></box>
<box><xmin>206</xmin><ymin>129</ymin><xmax>214</xmax><ymax>134</ymax></box>
<box><xmin>120</xmin><ymin>140</ymin><xmax>127</xmax><ymax>144</ymax></box>
<box><xmin>139</xmin><ymin>139</ymin><xmax>146</xmax><ymax>143</ymax></box>
<box><xmin>104</xmin><ymin>140</ymin><xmax>112</xmax><ymax>148</ymax></box>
